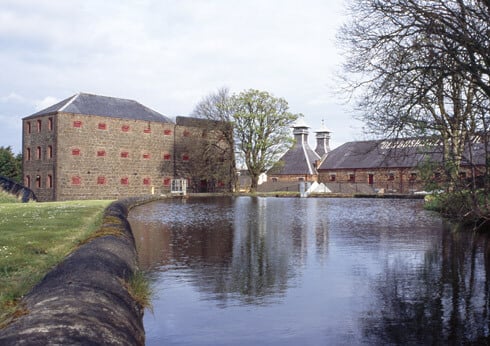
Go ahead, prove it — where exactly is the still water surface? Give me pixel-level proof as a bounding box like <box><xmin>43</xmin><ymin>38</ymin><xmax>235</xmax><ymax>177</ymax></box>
<box><xmin>128</xmin><ymin>197</ymin><xmax>490</xmax><ymax>345</ymax></box>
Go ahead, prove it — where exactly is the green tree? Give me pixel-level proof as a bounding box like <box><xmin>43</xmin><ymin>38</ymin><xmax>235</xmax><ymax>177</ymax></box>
<box><xmin>193</xmin><ymin>88</ymin><xmax>300</xmax><ymax>192</ymax></box>
<box><xmin>232</xmin><ymin>89</ymin><xmax>300</xmax><ymax>192</ymax></box>
<box><xmin>0</xmin><ymin>146</ymin><xmax>22</xmax><ymax>183</ymax></box>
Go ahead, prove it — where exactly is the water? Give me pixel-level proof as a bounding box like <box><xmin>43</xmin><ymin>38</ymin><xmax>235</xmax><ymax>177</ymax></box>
<box><xmin>128</xmin><ymin>197</ymin><xmax>490</xmax><ymax>345</ymax></box>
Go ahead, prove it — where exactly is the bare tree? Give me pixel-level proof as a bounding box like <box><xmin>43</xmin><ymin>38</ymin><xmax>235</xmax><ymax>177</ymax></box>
<box><xmin>192</xmin><ymin>88</ymin><xmax>237</xmax><ymax>191</ymax></box>
<box><xmin>339</xmin><ymin>0</ymin><xmax>489</xmax><ymax>225</ymax></box>
<box><xmin>339</xmin><ymin>0</ymin><xmax>488</xmax><ymax>180</ymax></box>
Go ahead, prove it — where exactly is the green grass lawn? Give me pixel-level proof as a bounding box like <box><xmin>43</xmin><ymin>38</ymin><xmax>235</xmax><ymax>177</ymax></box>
<box><xmin>0</xmin><ymin>199</ymin><xmax>112</xmax><ymax>324</ymax></box>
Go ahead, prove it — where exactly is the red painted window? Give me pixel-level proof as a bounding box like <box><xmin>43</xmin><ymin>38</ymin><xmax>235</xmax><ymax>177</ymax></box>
<box><xmin>72</xmin><ymin>176</ymin><xmax>81</xmax><ymax>185</ymax></box>
<box><xmin>36</xmin><ymin>175</ymin><xmax>41</xmax><ymax>188</ymax></box>
<box><xmin>47</xmin><ymin>175</ymin><xmax>53</xmax><ymax>188</ymax></box>
<box><xmin>121</xmin><ymin>177</ymin><xmax>129</xmax><ymax>185</ymax></box>
<box><xmin>48</xmin><ymin>117</ymin><xmax>53</xmax><ymax>131</ymax></box>
<box><xmin>27</xmin><ymin>121</ymin><xmax>31</xmax><ymax>134</ymax></box>
<box><xmin>97</xmin><ymin>176</ymin><xmax>106</xmax><ymax>185</ymax></box>
<box><xmin>163</xmin><ymin>153</ymin><xmax>171</xmax><ymax>161</ymax></box>
<box><xmin>26</xmin><ymin>148</ymin><xmax>31</xmax><ymax>161</ymax></box>
<box><xmin>25</xmin><ymin>175</ymin><xmax>31</xmax><ymax>188</ymax></box>
<box><xmin>143</xmin><ymin>178</ymin><xmax>151</xmax><ymax>185</ymax></box>
<box><xmin>98</xmin><ymin>123</ymin><xmax>107</xmax><ymax>130</ymax></box>
<box><xmin>349</xmin><ymin>174</ymin><xmax>355</xmax><ymax>182</ymax></box>
<box><xmin>97</xmin><ymin>150</ymin><xmax>106</xmax><ymax>157</ymax></box>
<box><xmin>143</xmin><ymin>153</ymin><xmax>150</xmax><ymax>159</ymax></box>
<box><xmin>388</xmin><ymin>173</ymin><xmax>395</xmax><ymax>181</ymax></box>
<box><xmin>182</xmin><ymin>154</ymin><xmax>189</xmax><ymax>161</ymax></box>
<box><xmin>121</xmin><ymin>125</ymin><xmax>130</xmax><ymax>132</ymax></box>
<box><xmin>36</xmin><ymin>146</ymin><xmax>41</xmax><ymax>160</ymax></box>
<box><xmin>144</xmin><ymin>128</ymin><xmax>151</xmax><ymax>133</ymax></box>
<box><xmin>73</xmin><ymin>120</ymin><xmax>82</xmax><ymax>128</ymax></box>
<box><xmin>72</xmin><ymin>148</ymin><xmax>81</xmax><ymax>156</ymax></box>
<box><xmin>120</xmin><ymin>151</ymin><xmax>129</xmax><ymax>158</ymax></box>
<box><xmin>37</xmin><ymin>119</ymin><xmax>42</xmax><ymax>132</ymax></box>
<box><xmin>163</xmin><ymin>178</ymin><xmax>171</xmax><ymax>186</ymax></box>
<box><xmin>164</xmin><ymin>129</ymin><xmax>172</xmax><ymax>136</ymax></box>
<box><xmin>47</xmin><ymin>145</ymin><xmax>53</xmax><ymax>158</ymax></box>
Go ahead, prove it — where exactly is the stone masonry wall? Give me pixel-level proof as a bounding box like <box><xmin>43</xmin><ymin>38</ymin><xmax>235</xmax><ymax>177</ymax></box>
<box><xmin>23</xmin><ymin>115</ymin><xmax>57</xmax><ymax>201</ymax></box>
<box><xmin>0</xmin><ymin>197</ymin><xmax>157</xmax><ymax>345</ymax></box>
<box><xmin>54</xmin><ymin>113</ymin><xmax>174</xmax><ymax>201</ymax></box>
<box><xmin>318</xmin><ymin>168</ymin><xmax>423</xmax><ymax>193</ymax></box>
<box><xmin>23</xmin><ymin>112</ymin><xmax>235</xmax><ymax>201</ymax></box>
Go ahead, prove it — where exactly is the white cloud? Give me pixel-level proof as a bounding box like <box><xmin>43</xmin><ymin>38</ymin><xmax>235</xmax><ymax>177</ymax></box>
<box><xmin>35</xmin><ymin>96</ymin><xmax>59</xmax><ymax>111</ymax></box>
<box><xmin>0</xmin><ymin>0</ymin><xmax>360</xmax><ymax>153</ymax></box>
<box><xmin>0</xmin><ymin>92</ymin><xmax>25</xmax><ymax>103</ymax></box>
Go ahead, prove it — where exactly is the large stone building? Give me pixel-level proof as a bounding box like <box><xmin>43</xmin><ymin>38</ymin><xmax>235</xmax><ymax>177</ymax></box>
<box><xmin>317</xmin><ymin>138</ymin><xmax>487</xmax><ymax>193</ymax></box>
<box><xmin>263</xmin><ymin>121</ymin><xmax>485</xmax><ymax>194</ymax></box>
<box><xmin>22</xmin><ymin>93</ymin><xmax>234</xmax><ymax>201</ymax></box>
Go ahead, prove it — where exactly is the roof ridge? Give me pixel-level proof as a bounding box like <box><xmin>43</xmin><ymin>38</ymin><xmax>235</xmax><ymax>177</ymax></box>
<box><xmin>58</xmin><ymin>93</ymin><xmax>80</xmax><ymax>112</ymax></box>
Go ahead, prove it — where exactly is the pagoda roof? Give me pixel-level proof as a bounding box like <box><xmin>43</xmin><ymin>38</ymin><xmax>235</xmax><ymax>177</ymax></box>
<box><xmin>269</xmin><ymin>142</ymin><xmax>320</xmax><ymax>175</ymax></box>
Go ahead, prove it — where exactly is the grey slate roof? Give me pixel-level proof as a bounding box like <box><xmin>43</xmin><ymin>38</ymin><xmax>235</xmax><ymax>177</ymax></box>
<box><xmin>318</xmin><ymin>138</ymin><xmax>486</xmax><ymax>170</ymax></box>
<box><xmin>25</xmin><ymin>93</ymin><xmax>172</xmax><ymax>123</ymax></box>
<box><xmin>268</xmin><ymin>141</ymin><xmax>320</xmax><ymax>175</ymax></box>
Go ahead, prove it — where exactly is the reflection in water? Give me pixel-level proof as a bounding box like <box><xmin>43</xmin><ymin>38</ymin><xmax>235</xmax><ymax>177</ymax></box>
<box><xmin>362</xmin><ymin>228</ymin><xmax>490</xmax><ymax>344</ymax></box>
<box><xmin>128</xmin><ymin>197</ymin><xmax>490</xmax><ymax>345</ymax></box>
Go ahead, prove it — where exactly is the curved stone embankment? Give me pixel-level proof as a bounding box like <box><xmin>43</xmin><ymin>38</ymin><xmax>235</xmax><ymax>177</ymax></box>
<box><xmin>0</xmin><ymin>196</ymin><xmax>160</xmax><ymax>345</ymax></box>
<box><xmin>0</xmin><ymin>176</ymin><xmax>36</xmax><ymax>202</ymax></box>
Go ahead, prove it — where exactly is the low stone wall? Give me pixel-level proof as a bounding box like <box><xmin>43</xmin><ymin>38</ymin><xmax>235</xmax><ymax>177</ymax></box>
<box><xmin>0</xmin><ymin>196</ymin><xmax>160</xmax><ymax>345</ymax></box>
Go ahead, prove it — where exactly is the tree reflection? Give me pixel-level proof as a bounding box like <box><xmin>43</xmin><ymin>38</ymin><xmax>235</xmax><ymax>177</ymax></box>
<box><xmin>361</xmin><ymin>223</ymin><xmax>490</xmax><ymax>344</ymax></box>
<box><xmin>131</xmin><ymin>197</ymin><xmax>327</xmax><ymax>306</ymax></box>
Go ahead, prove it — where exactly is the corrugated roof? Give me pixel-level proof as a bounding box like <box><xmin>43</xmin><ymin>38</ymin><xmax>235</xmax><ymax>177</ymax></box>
<box><xmin>24</xmin><ymin>93</ymin><xmax>172</xmax><ymax>123</ymax></box>
<box><xmin>318</xmin><ymin>138</ymin><xmax>486</xmax><ymax>170</ymax></box>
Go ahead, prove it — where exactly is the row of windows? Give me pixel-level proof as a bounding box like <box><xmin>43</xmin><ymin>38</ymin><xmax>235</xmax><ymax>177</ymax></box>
<box><xmin>70</xmin><ymin>149</ymin><xmax>189</xmax><ymax>161</ymax></box>
<box><xmin>26</xmin><ymin>118</ymin><xmax>53</xmax><ymax>133</ymax></box>
<box><xmin>27</xmin><ymin>118</ymin><xmax>199</xmax><ymax>137</ymax></box>
<box><xmin>327</xmin><ymin>172</ymin><xmax>419</xmax><ymax>183</ymax></box>
<box><xmin>25</xmin><ymin>146</ymin><xmax>53</xmax><ymax>160</ymax></box>
<box><xmin>326</xmin><ymin>171</ymin><xmax>467</xmax><ymax>183</ymax></box>
<box><xmin>25</xmin><ymin>146</ymin><xmax>190</xmax><ymax>161</ymax></box>
<box><xmin>71</xmin><ymin>120</ymin><xmax>187</xmax><ymax>136</ymax></box>
<box><xmin>25</xmin><ymin>175</ymin><xmax>174</xmax><ymax>189</ymax></box>
<box><xmin>25</xmin><ymin>174</ymin><xmax>53</xmax><ymax>189</ymax></box>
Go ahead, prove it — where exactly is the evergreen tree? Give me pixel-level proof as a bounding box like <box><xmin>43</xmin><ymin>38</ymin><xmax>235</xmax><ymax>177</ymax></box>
<box><xmin>0</xmin><ymin>146</ymin><xmax>22</xmax><ymax>183</ymax></box>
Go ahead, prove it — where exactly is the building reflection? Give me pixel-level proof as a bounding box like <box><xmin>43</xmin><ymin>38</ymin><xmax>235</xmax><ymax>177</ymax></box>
<box><xmin>129</xmin><ymin>197</ymin><xmax>330</xmax><ymax>304</ymax></box>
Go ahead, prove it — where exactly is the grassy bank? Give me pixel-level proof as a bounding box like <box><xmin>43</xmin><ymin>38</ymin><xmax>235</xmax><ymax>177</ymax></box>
<box><xmin>425</xmin><ymin>191</ymin><xmax>490</xmax><ymax>231</ymax></box>
<box><xmin>0</xmin><ymin>199</ymin><xmax>112</xmax><ymax>324</ymax></box>
<box><xmin>0</xmin><ymin>191</ymin><xmax>22</xmax><ymax>204</ymax></box>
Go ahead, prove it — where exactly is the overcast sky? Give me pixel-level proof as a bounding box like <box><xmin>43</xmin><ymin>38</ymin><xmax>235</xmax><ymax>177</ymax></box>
<box><xmin>0</xmin><ymin>0</ymin><xmax>364</xmax><ymax>154</ymax></box>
